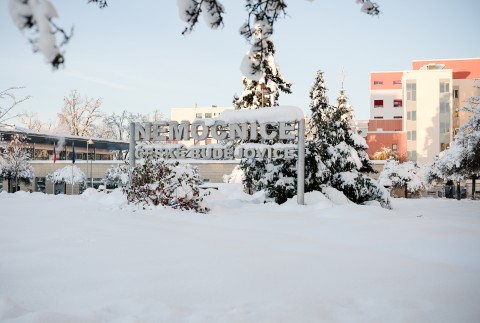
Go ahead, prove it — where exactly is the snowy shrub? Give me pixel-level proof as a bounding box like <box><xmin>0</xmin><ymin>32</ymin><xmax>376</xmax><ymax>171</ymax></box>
<box><xmin>103</xmin><ymin>164</ymin><xmax>129</xmax><ymax>188</ymax></box>
<box><xmin>47</xmin><ymin>165</ymin><xmax>87</xmax><ymax>185</ymax></box>
<box><xmin>0</xmin><ymin>133</ymin><xmax>35</xmax><ymax>191</ymax></box>
<box><xmin>379</xmin><ymin>160</ymin><xmax>426</xmax><ymax>198</ymax></box>
<box><xmin>124</xmin><ymin>154</ymin><xmax>208</xmax><ymax>213</ymax></box>
<box><xmin>330</xmin><ymin>172</ymin><xmax>392</xmax><ymax>209</ymax></box>
<box><xmin>261</xmin><ymin>159</ymin><xmax>297</xmax><ymax>204</ymax></box>
<box><xmin>223</xmin><ymin>165</ymin><xmax>244</xmax><ymax>184</ymax></box>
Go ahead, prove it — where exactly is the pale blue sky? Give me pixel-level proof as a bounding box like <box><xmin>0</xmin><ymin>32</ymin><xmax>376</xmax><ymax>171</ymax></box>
<box><xmin>1</xmin><ymin>0</ymin><xmax>479</xmax><ymax>124</ymax></box>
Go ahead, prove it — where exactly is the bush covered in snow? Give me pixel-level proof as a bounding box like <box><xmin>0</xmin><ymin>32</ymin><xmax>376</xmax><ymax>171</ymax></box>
<box><xmin>331</xmin><ymin>172</ymin><xmax>391</xmax><ymax>209</ymax></box>
<box><xmin>47</xmin><ymin>165</ymin><xmax>87</xmax><ymax>185</ymax></box>
<box><xmin>124</xmin><ymin>155</ymin><xmax>208</xmax><ymax>213</ymax></box>
<box><xmin>0</xmin><ymin>133</ymin><xmax>35</xmax><ymax>191</ymax></box>
<box><xmin>103</xmin><ymin>164</ymin><xmax>129</xmax><ymax>188</ymax></box>
<box><xmin>379</xmin><ymin>160</ymin><xmax>426</xmax><ymax>198</ymax></box>
<box><xmin>223</xmin><ymin>165</ymin><xmax>244</xmax><ymax>184</ymax></box>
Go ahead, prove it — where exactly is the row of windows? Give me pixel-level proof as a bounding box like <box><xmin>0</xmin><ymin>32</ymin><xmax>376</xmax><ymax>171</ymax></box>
<box><xmin>407</xmin><ymin>111</ymin><xmax>417</xmax><ymax>121</ymax></box>
<box><xmin>406</xmin><ymin>83</ymin><xmax>416</xmax><ymax>101</ymax></box>
<box><xmin>373</xmin><ymin>99</ymin><xmax>403</xmax><ymax>108</ymax></box>
<box><xmin>407</xmin><ymin>130</ymin><xmax>417</xmax><ymax>141</ymax></box>
<box><xmin>440</xmin><ymin>121</ymin><xmax>450</xmax><ymax>134</ymax></box>
<box><xmin>407</xmin><ymin>150</ymin><xmax>417</xmax><ymax>161</ymax></box>
<box><xmin>196</xmin><ymin>112</ymin><xmax>218</xmax><ymax>119</ymax></box>
<box><xmin>440</xmin><ymin>101</ymin><xmax>450</xmax><ymax>113</ymax></box>
<box><xmin>372</xmin><ymin>116</ymin><xmax>403</xmax><ymax>119</ymax></box>
<box><xmin>373</xmin><ymin>80</ymin><xmax>402</xmax><ymax>85</ymax></box>
<box><xmin>439</xmin><ymin>81</ymin><xmax>450</xmax><ymax>93</ymax></box>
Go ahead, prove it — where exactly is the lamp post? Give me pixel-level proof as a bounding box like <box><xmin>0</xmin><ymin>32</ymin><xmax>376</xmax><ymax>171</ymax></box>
<box><xmin>87</xmin><ymin>139</ymin><xmax>94</xmax><ymax>188</ymax></box>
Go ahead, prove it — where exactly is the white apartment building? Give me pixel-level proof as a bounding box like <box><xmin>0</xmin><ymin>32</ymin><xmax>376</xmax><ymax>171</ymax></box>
<box><xmin>367</xmin><ymin>58</ymin><xmax>480</xmax><ymax>164</ymax></box>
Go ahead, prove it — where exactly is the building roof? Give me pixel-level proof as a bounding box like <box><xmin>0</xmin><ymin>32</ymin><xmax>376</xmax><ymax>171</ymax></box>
<box><xmin>0</xmin><ymin>125</ymin><xmax>129</xmax><ymax>151</ymax></box>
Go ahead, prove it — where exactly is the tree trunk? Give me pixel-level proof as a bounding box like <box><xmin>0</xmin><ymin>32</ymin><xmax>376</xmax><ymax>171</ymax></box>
<box><xmin>456</xmin><ymin>181</ymin><xmax>461</xmax><ymax>200</ymax></box>
<box><xmin>404</xmin><ymin>185</ymin><xmax>408</xmax><ymax>199</ymax></box>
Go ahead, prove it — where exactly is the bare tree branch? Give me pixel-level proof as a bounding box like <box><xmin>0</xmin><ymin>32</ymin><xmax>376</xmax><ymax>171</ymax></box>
<box><xmin>0</xmin><ymin>87</ymin><xmax>31</xmax><ymax>125</ymax></box>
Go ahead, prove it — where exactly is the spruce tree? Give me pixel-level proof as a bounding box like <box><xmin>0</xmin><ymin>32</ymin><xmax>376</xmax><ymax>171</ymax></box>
<box><xmin>304</xmin><ymin>70</ymin><xmax>331</xmax><ymax>192</ymax></box>
<box><xmin>233</xmin><ymin>20</ymin><xmax>293</xmax><ymax>199</ymax></box>
<box><xmin>304</xmin><ymin>71</ymin><xmax>390</xmax><ymax>208</ymax></box>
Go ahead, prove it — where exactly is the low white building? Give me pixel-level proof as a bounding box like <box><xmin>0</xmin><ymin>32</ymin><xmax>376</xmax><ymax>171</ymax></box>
<box><xmin>170</xmin><ymin>105</ymin><xmax>233</xmax><ymax>146</ymax></box>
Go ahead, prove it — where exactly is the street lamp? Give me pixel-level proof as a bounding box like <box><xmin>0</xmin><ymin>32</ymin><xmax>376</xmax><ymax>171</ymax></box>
<box><xmin>87</xmin><ymin>139</ymin><xmax>94</xmax><ymax>188</ymax></box>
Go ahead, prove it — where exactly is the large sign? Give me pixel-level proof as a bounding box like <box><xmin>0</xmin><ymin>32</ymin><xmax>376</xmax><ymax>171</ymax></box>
<box><xmin>133</xmin><ymin>121</ymin><xmax>298</xmax><ymax>160</ymax></box>
<box><xmin>128</xmin><ymin>106</ymin><xmax>305</xmax><ymax>204</ymax></box>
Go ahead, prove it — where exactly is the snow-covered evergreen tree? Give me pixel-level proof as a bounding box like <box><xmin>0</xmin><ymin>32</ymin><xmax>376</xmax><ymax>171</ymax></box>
<box><xmin>233</xmin><ymin>19</ymin><xmax>293</xmax><ymax>201</ymax></box>
<box><xmin>0</xmin><ymin>133</ymin><xmax>35</xmax><ymax>192</ymax></box>
<box><xmin>234</xmin><ymin>22</ymin><xmax>292</xmax><ymax>109</ymax></box>
<box><xmin>304</xmin><ymin>70</ymin><xmax>390</xmax><ymax>208</ymax></box>
<box><xmin>304</xmin><ymin>70</ymin><xmax>331</xmax><ymax>192</ymax></box>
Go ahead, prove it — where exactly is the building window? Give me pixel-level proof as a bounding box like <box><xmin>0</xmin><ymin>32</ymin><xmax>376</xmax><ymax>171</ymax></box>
<box><xmin>195</xmin><ymin>113</ymin><xmax>202</xmax><ymax>118</ymax></box>
<box><xmin>407</xmin><ymin>131</ymin><xmax>417</xmax><ymax>141</ymax></box>
<box><xmin>205</xmin><ymin>113</ymin><xmax>212</xmax><ymax>118</ymax></box>
<box><xmin>440</xmin><ymin>143</ymin><xmax>450</xmax><ymax>152</ymax></box>
<box><xmin>374</xmin><ymin>116</ymin><xmax>383</xmax><ymax>119</ymax></box>
<box><xmin>374</xmin><ymin>100</ymin><xmax>384</xmax><ymax>108</ymax></box>
<box><xmin>394</xmin><ymin>116</ymin><xmax>402</xmax><ymax>119</ymax></box>
<box><xmin>393</xmin><ymin>80</ymin><xmax>402</xmax><ymax>85</ymax></box>
<box><xmin>453</xmin><ymin>89</ymin><xmax>459</xmax><ymax>99</ymax></box>
<box><xmin>392</xmin><ymin>144</ymin><xmax>398</xmax><ymax>152</ymax></box>
<box><xmin>440</xmin><ymin>101</ymin><xmax>450</xmax><ymax>113</ymax></box>
<box><xmin>374</xmin><ymin>81</ymin><xmax>383</xmax><ymax>85</ymax></box>
<box><xmin>394</xmin><ymin>99</ymin><xmax>403</xmax><ymax>107</ymax></box>
<box><xmin>440</xmin><ymin>121</ymin><xmax>450</xmax><ymax>134</ymax></box>
<box><xmin>406</xmin><ymin>82</ymin><xmax>416</xmax><ymax>101</ymax></box>
<box><xmin>440</xmin><ymin>81</ymin><xmax>450</xmax><ymax>93</ymax></box>
<box><xmin>407</xmin><ymin>150</ymin><xmax>417</xmax><ymax>161</ymax></box>
<box><xmin>407</xmin><ymin>111</ymin><xmax>417</xmax><ymax>121</ymax></box>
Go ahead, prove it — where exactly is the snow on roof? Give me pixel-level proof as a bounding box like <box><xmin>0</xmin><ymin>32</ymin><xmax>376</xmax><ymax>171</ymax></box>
<box><xmin>215</xmin><ymin>106</ymin><xmax>305</xmax><ymax>124</ymax></box>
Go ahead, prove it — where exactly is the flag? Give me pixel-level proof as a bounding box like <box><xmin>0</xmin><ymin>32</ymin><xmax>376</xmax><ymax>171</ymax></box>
<box><xmin>53</xmin><ymin>146</ymin><xmax>56</xmax><ymax>164</ymax></box>
<box><xmin>72</xmin><ymin>143</ymin><xmax>75</xmax><ymax>164</ymax></box>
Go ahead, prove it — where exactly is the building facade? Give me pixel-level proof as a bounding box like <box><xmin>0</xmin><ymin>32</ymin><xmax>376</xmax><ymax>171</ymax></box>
<box><xmin>367</xmin><ymin>58</ymin><xmax>480</xmax><ymax>164</ymax></box>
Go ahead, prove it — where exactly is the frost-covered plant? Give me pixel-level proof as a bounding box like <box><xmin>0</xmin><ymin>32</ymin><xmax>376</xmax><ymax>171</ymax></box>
<box><xmin>0</xmin><ymin>133</ymin><xmax>35</xmax><ymax>192</ymax></box>
<box><xmin>124</xmin><ymin>154</ymin><xmax>209</xmax><ymax>213</ymax></box>
<box><xmin>261</xmin><ymin>158</ymin><xmax>297</xmax><ymax>204</ymax></box>
<box><xmin>223</xmin><ymin>165</ymin><xmax>244</xmax><ymax>184</ymax></box>
<box><xmin>331</xmin><ymin>172</ymin><xmax>391</xmax><ymax>209</ymax></box>
<box><xmin>103</xmin><ymin>164</ymin><xmax>129</xmax><ymax>188</ymax></box>
<box><xmin>47</xmin><ymin>165</ymin><xmax>87</xmax><ymax>185</ymax></box>
<box><xmin>379</xmin><ymin>160</ymin><xmax>426</xmax><ymax>198</ymax></box>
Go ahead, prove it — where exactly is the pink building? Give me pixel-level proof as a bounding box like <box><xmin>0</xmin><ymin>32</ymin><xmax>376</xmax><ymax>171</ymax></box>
<box><xmin>366</xmin><ymin>58</ymin><xmax>480</xmax><ymax>164</ymax></box>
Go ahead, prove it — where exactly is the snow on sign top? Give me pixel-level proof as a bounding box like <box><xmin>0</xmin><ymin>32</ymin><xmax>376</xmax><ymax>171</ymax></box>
<box><xmin>216</xmin><ymin>106</ymin><xmax>304</xmax><ymax>124</ymax></box>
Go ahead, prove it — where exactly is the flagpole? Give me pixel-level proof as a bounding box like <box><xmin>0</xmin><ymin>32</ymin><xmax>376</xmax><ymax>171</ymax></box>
<box><xmin>53</xmin><ymin>144</ymin><xmax>56</xmax><ymax>195</ymax></box>
<box><xmin>71</xmin><ymin>142</ymin><xmax>75</xmax><ymax>195</ymax></box>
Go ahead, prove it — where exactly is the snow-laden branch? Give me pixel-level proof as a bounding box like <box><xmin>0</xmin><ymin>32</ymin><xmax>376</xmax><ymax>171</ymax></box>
<box><xmin>177</xmin><ymin>0</ymin><xmax>225</xmax><ymax>35</ymax></box>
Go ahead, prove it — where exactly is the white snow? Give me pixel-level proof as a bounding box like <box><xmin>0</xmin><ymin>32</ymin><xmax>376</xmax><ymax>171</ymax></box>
<box><xmin>1</xmin><ymin>185</ymin><xmax>480</xmax><ymax>322</ymax></box>
<box><xmin>217</xmin><ymin>105</ymin><xmax>304</xmax><ymax>123</ymax></box>
<box><xmin>47</xmin><ymin>165</ymin><xmax>86</xmax><ymax>184</ymax></box>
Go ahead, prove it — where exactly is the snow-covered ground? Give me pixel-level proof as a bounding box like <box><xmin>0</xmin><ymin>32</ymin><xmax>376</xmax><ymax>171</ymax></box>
<box><xmin>1</xmin><ymin>185</ymin><xmax>479</xmax><ymax>323</ymax></box>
